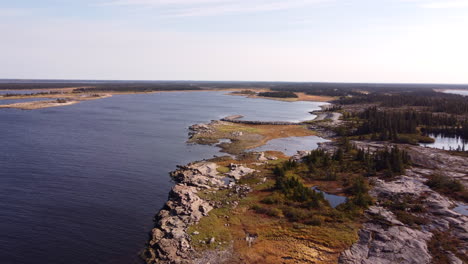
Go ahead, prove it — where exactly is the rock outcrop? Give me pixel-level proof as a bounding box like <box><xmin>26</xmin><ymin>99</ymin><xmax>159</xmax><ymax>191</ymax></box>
<box><xmin>143</xmin><ymin>162</ymin><xmax>255</xmax><ymax>264</ymax></box>
<box><xmin>225</xmin><ymin>163</ymin><xmax>256</xmax><ymax>181</ymax></box>
<box><xmin>340</xmin><ymin>206</ymin><xmax>433</xmax><ymax>264</ymax></box>
<box><xmin>339</xmin><ymin>167</ymin><xmax>468</xmax><ymax>264</ymax></box>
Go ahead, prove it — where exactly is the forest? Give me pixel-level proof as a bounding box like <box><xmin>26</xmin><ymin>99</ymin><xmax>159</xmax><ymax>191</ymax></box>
<box><xmin>257</xmin><ymin>91</ymin><xmax>298</xmax><ymax>98</ymax></box>
<box><xmin>350</xmin><ymin>107</ymin><xmax>468</xmax><ymax>142</ymax></box>
<box><xmin>339</xmin><ymin>90</ymin><xmax>468</xmax><ymax>115</ymax></box>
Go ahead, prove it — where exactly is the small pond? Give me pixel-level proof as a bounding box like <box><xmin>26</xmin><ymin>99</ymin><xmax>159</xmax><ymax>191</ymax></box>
<box><xmin>453</xmin><ymin>204</ymin><xmax>468</xmax><ymax>216</ymax></box>
<box><xmin>420</xmin><ymin>134</ymin><xmax>468</xmax><ymax>151</ymax></box>
<box><xmin>312</xmin><ymin>186</ymin><xmax>347</xmax><ymax>208</ymax></box>
<box><xmin>250</xmin><ymin>136</ymin><xmax>330</xmax><ymax>156</ymax></box>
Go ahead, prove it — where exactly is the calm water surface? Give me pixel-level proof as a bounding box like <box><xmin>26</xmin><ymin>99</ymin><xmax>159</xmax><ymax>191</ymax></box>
<box><xmin>420</xmin><ymin>134</ymin><xmax>468</xmax><ymax>151</ymax></box>
<box><xmin>0</xmin><ymin>98</ymin><xmax>51</xmax><ymax>105</ymax></box>
<box><xmin>0</xmin><ymin>91</ymin><xmax>324</xmax><ymax>264</ymax></box>
<box><xmin>442</xmin><ymin>89</ymin><xmax>468</xmax><ymax>96</ymax></box>
<box><xmin>311</xmin><ymin>186</ymin><xmax>347</xmax><ymax>208</ymax></box>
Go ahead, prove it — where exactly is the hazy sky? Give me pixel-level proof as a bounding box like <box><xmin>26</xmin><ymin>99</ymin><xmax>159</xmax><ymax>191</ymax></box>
<box><xmin>1</xmin><ymin>0</ymin><xmax>468</xmax><ymax>83</ymax></box>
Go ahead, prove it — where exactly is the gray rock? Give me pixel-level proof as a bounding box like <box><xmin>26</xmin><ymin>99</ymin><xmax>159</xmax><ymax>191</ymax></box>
<box><xmin>225</xmin><ymin>163</ymin><xmax>256</xmax><ymax>181</ymax></box>
<box><xmin>143</xmin><ymin>161</ymin><xmax>230</xmax><ymax>264</ymax></box>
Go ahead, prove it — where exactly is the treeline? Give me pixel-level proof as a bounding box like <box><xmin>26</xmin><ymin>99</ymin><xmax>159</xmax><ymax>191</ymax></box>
<box><xmin>0</xmin><ymin>83</ymin><xmax>91</xmax><ymax>90</ymax></box>
<box><xmin>269</xmin><ymin>83</ymin><xmax>468</xmax><ymax>97</ymax></box>
<box><xmin>340</xmin><ymin>90</ymin><xmax>468</xmax><ymax>115</ymax></box>
<box><xmin>257</xmin><ymin>91</ymin><xmax>298</xmax><ymax>98</ymax></box>
<box><xmin>354</xmin><ymin>107</ymin><xmax>468</xmax><ymax>141</ymax></box>
<box><xmin>270</xmin><ymin>86</ymin><xmax>360</xmax><ymax>97</ymax></box>
<box><xmin>73</xmin><ymin>84</ymin><xmax>201</xmax><ymax>93</ymax></box>
<box><xmin>2</xmin><ymin>91</ymin><xmax>63</xmax><ymax>97</ymax></box>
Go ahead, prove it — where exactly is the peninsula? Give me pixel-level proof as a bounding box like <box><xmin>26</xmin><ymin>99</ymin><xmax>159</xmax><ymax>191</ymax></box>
<box><xmin>141</xmin><ymin>83</ymin><xmax>468</xmax><ymax>264</ymax></box>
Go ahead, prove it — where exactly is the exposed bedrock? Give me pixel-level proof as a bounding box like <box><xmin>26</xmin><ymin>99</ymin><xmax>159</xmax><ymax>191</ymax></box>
<box><xmin>339</xmin><ymin>167</ymin><xmax>468</xmax><ymax>264</ymax></box>
<box><xmin>143</xmin><ymin>162</ymin><xmax>254</xmax><ymax>264</ymax></box>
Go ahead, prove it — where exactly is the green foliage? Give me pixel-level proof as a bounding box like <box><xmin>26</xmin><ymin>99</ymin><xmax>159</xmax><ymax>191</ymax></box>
<box><xmin>261</xmin><ymin>193</ymin><xmax>285</xmax><ymax>205</ymax></box>
<box><xmin>275</xmin><ymin>175</ymin><xmax>324</xmax><ymax>208</ymax></box>
<box><xmin>257</xmin><ymin>91</ymin><xmax>298</xmax><ymax>98</ymax></box>
<box><xmin>345</xmin><ymin>176</ymin><xmax>373</xmax><ymax>208</ymax></box>
<box><xmin>339</xmin><ymin>89</ymin><xmax>468</xmax><ymax>115</ymax></box>
<box><xmin>353</xmin><ymin>107</ymin><xmax>468</xmax><ymax>142</ymax></box>
<box><xmin>251</xmin><ymin>205</ymin><xmax>282</xmax><ymax>217</ymax></box>
<box><xmin>282</xmin><ymin>207</ymin><xmax>322</xmax><ymax>225</ymax></box>
<box><xmin>426</xmin><ymin>174</ymin><xmax>467</xmax><ymax>202</ymax></box>
<box><xmin>355</xmin><ymin>146</ymin><xmax>411</xmax><ymax>177</ymax></box>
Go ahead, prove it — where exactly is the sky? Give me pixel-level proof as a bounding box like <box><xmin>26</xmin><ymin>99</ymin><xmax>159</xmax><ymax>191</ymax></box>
<box><xmin>0</xmin><ymin>0</ymin><xmax>468</xmax><ymax>83</ymax></box>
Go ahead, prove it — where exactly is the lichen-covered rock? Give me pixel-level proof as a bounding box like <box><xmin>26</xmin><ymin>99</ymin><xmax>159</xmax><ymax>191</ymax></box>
<box><xmin>339</xmin><ymin>206</ymin><xmax>433</xmax><ymax>264</ymax></box>
<box><xmin>171</xmin><ymin>162</ymin><xmax>225</xmax><ymax>188</ymax></box>
<box><xmin>339</xmin><ymin>163</ymin><xmax>468</xmax><ymax>264</ymax></box>
<box><xmin>225</xmin><ymin>163</ymin><xmax>256</xmax><ymax>181</ymax></box>
<box><xmin>143</xmin><ymin>162</ymin><xmax>255</xmax><ymax>264</ymax></box>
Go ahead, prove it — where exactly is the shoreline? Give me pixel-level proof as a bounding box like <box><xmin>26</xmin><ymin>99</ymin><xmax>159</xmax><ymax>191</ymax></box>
<box><xmin>0</xmin><ymin>88</ymin><xmax>336</xmax><ymax>110</ymax></box>
<box><xmin>0</xmin><ymin>94</ymin><xmax>112</xmax><ymax>110</ymax></box>
<box><xmin>143</xmin><ymin>97</ymin><xmax>468</xmax><ymax>264</ymax></box>
<box><xmin>143</xmin><ymin>99</ymin><xmax>351</xmax><ymax>263</ymax></box>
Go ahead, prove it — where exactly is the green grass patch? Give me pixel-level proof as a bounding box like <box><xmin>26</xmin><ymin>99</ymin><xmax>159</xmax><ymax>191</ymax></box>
<box><xmin>216</xmin><ymin>166</ymin><xmax>230</xmax><ymax>174</ymax></box>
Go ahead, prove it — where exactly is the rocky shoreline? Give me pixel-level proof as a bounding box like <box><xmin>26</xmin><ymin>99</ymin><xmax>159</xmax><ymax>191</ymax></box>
<box><xmin>144</xmin><ymin>111</ymin><xmax>468</xmax><ymax>263</ymax></box>
<box><xmin>142</xmin><ymin>161</ymin><xmax>255</xmax><ymax>264</ymax></box>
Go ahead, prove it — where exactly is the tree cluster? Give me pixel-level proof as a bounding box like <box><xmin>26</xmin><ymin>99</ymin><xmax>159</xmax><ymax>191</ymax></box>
<box><xmin>355</xmin><ymin>107</ymin><xmax>468</xmax><ymax>141</ymax></box>
<box><xmin>257</xmin><ymin>91</ymin><xmax>298</xmax><ymax>98</ymax></box>
<box><xmin>340</xmin><ymin>90</ymin><xmax>468</xmax><ymax>115</ymax></box>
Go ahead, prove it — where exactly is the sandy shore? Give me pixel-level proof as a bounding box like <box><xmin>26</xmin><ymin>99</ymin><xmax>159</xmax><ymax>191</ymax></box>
<box><xmin>0</xmin><ymin>94</ymin><xmax>112</xmax><ymax>110</ymax></box>
<box><xmin>0</xmin><ymin>100</ymin><xmax>80</xmax><ymax>110</ymax></box>
<box><xmin>0</xmin><ymin>88</ymin><xmax>335</xmax><ymax>110</ymax></box>
<box><xmin>229</xmin><ymin>90</ymin><xmax>336</xmax><ymax>102</ymax></box>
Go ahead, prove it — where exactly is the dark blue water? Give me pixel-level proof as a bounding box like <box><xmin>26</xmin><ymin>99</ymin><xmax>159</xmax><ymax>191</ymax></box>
<box><xmin>0</xmin><ymin>91</ymin><xmax>324</xmax><ymax>264</ymax></box>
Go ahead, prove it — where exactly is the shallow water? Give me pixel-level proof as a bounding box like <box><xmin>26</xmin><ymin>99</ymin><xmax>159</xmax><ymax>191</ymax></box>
<box><xmin>442</xmin><ymin>89</ymin><xmax>468</xmax><ymax>96</ymax></box>
<box><xmin>453</xmin><ymin>204</ymin><xmax>468</xmax><ymax>216</ymax></box>
<box><xmin>0</xmin><ymin>91</ymin><xmax>325</xmax><ymax>264</ymax></box>
<box><xmin>0</xmin><ymin>98</ymin><xmax>51</xmax><ymax>105</ymax></box>
<box><xmin>420</xmin><ymin>134</ymin><xmax>468</xmax><ymax>151</ymax></box>
<box><xmin>251</xmin><ymin>136</ymin><xmax>330</xmax><ymax>156</ymax></box>
<box><xmin>0</xmin><ymin>90</ymin><xmax>46</xmax><ymax>95</ymax></box>
<box><xmin>311</xmin><ymin>186</ymin><xmax>347</xmax><ymax>208</ymax></box>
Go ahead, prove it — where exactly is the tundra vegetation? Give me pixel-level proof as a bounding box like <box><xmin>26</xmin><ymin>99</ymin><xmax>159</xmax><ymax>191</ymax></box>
<box><xmin>170</xmin><ymin>84</ymin><xmax>468</xmax><ymax>263</ymax></box>
<box><xmin>185</xmin><ymin>138</ymin><xmax>414</xmax><ymax>263</ymax></box>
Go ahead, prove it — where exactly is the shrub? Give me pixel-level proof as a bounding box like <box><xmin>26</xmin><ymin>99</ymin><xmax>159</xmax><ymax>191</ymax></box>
<box><xmin>251</xmin><ymin>205</ymin><xmax>282</xmax><ymax>217</ymax></box>
<box><xmin>282</xmin><ymin>207</ymin><xmax>313</xmax><ymax>222</ymax></box>
<box><xmin>426</xmin><ymin>174</ymin><xmax>467</xmax><ymax>202</ymax></box>
<box><xmin>304</xmin><ymin>216</ymin><xmax>323</xmax><ymax>226</ymax></box>
<box><xmin>261</xmin><ymin>193</ymin><xmax>285</xmax><ymax>205</ymax></box>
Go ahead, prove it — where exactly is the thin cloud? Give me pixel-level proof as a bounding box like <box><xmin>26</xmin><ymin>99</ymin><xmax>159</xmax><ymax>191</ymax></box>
<box><xmin>422</xmin><ymin>1</ymin><xmax>468</xmax><ymax>9</ymax></box>
<box><xmin>400</xmin><ymin>0</ymin><xmax>468</xmax><ymax>9</ymax></box>
<box><xmin>98</xmin><ymin>0</ymin><xmax>332</xmax><ymax>17</ymax></box>
<box><xmin>98</xmin><ymin>0</ymin><xmax>233</xmax><ymax>6</ymax></box>
<box><xmin>0</xmin><ymin>8</ymin><xmax>33</xmax><ymax>17</ymax></box>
